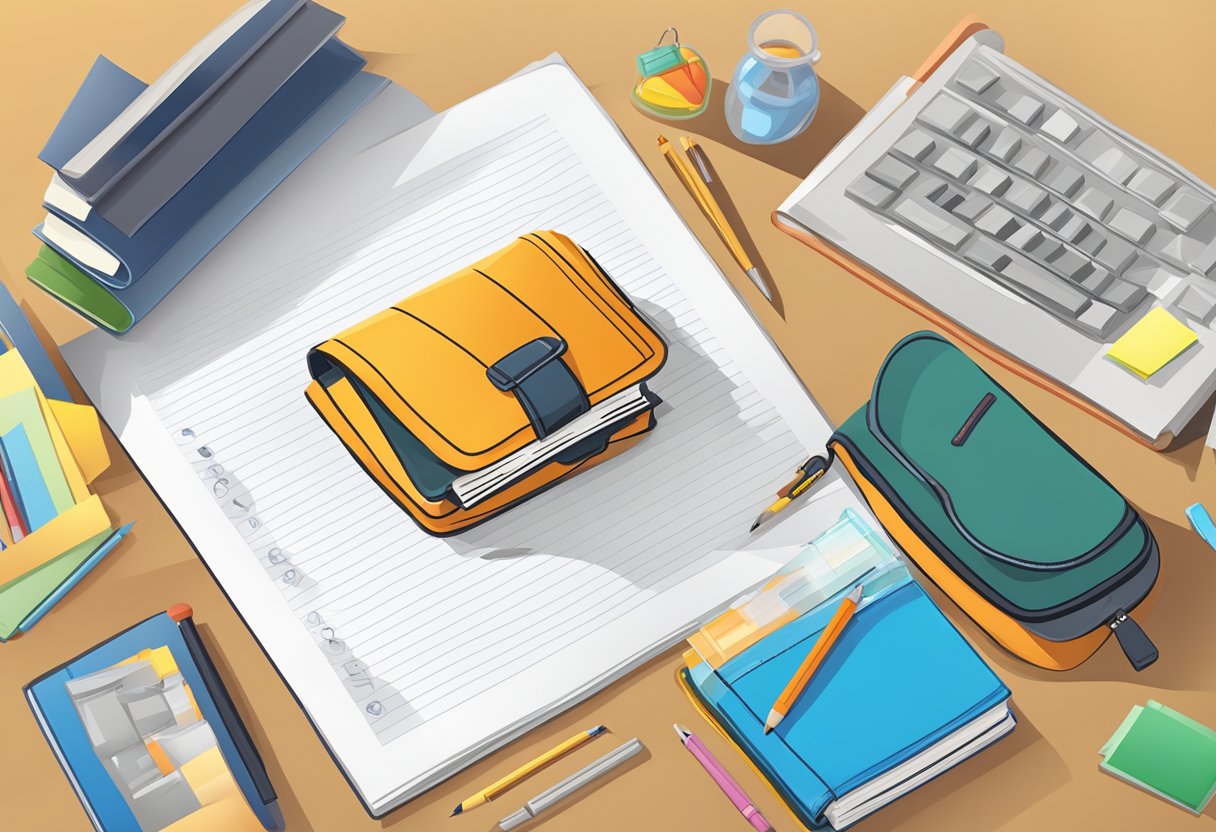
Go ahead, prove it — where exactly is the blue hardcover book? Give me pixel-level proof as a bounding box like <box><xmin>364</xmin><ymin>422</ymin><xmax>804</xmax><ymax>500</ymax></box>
<box><xmin>25</xmin><ymin>605</ymin><xmax>282</xmax><ymax>832</ymax></box>
<box><xmin>680</xmin><ymin>511</ymin><xmax>1014</xmax><ymax>830</ymax></box>
<box><xmin>38</xmin><ymin>37</ymin><xmax>368</xmax><ymax>291</ymax></box>
<box><xmin>47</xmin><ymin>0</ymin><xmax>305</xmax><ymax>202</ymax></box>
<box><xmin>30</xmin><ymin>58</ymin><xmax>388</xmax><ymax>333</ymax></box>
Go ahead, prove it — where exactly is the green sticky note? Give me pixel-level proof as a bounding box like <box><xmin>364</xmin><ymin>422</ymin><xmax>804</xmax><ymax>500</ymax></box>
<box><xmin>0</xmin><ymin>528</ymin><xmax>111</xmax><ymax>639</ymax></box>
<box><xmin>1101</xmin><ymin>700</ymin><xmax>1216</xmax><ymax>813</ymax></box>
<box><xmin>0</xmin><ymin>387</ymin><xmax>73</xmax><ymax>513</ymax></box>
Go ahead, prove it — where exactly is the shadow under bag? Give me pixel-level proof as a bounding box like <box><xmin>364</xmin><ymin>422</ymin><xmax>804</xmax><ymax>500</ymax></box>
<box><xmin>804</xmin><ymin>332</ymin><xmax>1159</xmax><ymax>671</ymax></box>
<box><xmin>305</xmin><ymin>231</ymin><xmax>667</xmax><ymax>536</ymax></box>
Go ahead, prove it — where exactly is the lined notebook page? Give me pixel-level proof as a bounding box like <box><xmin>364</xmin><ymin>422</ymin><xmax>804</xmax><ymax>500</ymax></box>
<box><xmin>64</xmin><ymin>60</ymin><xmax>841</xmax><ymax>812</ymax></box>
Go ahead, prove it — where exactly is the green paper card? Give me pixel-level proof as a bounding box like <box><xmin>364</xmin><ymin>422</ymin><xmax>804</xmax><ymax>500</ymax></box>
<box><xmin>0</xmin><ymin>387</ymin><xmax>73</xmax><ymax>513</ymax></box>
<box><xmin>0</xmin><ymin>528</ymin><xmax>111</xmax><ymax>639</ymax></box>
<box><xmin>1101</xmin><ymin>700</ymin><xmax>1216</xmax><ymax>813</ymax></box>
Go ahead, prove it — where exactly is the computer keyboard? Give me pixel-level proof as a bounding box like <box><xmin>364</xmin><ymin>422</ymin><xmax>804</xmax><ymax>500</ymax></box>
<box><xmin>844</xmin><ymin>49</ymin><xmax>1216</xmax><ymax>340</ymax></box>
<box><xmin>777</xmin><ymin>29</ymin><xmax>1216</xmax><ymax>444</ymax></box>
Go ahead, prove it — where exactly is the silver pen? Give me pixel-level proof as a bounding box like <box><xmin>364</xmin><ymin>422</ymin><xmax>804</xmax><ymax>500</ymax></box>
<box><xmin>498</xmin><ymin>737</ymin><xmax>644</xmax><ymax>830</ymax></box>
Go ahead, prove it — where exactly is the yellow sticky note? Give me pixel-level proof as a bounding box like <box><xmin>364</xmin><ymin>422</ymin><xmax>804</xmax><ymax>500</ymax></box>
<box><xmin>1106</xmin><ymin>307</ymin><xmax>1198</xmax><ymax>379</ymax></box>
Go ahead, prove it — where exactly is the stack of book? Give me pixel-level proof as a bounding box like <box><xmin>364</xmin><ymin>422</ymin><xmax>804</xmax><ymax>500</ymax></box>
<box><xmin>0</xmin><ymin>285</ymin><xmax>126</xmax><ymax>639</ymax></box>
<box><xmin>26</xmin><ymin>0</ymin><xmax>386</xmax><ymax>333</ymax></box>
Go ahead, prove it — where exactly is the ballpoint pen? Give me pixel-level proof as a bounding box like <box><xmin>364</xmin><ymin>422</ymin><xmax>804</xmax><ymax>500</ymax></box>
<box><xmin>658</xmin><ymin>135</ymin><xmax>774</xmax><ymax>301</ymax></box>
<box><xmin>750</xmin><ymin>455</ymin><xmax>830</xmax><ymax>531</ymax></box>
<box><xmin>675</xmin><ymin>724</ymin><xmax>772</xmax><ymax>831</ymax></box>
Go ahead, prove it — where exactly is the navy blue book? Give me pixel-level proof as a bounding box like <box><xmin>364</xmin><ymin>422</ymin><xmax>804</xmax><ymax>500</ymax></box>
<box><xmin>39</xmin><ymin>38</ymin><xmax>368</xmax><ymax>291</ymax></box>
<box><xmin>25</xmin><ymin>605</ymin><xmax>282</xmax><ymax>832</ymax></box>
<box><xmin>48</xmin><ymin>0</ymin><xmax>305</xmax><ymax>204</ymax></box>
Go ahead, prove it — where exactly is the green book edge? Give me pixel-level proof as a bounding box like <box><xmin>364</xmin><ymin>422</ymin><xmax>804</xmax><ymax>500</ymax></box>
<box><xmin>0</xmin><ymin>527</ymin><xmax>112</xmax><ymax>639</ymax></box>
<box><xmin>26</xmin><ymin>245</ymin><xmax>133</xmax><ymax>333</ymax></box>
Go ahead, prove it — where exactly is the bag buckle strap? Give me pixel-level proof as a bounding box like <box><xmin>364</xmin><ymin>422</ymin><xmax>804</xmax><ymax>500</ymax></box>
<box><xmin>487</xmin><ymin>337</ymin><xmax>590</xmax><ymax>439</ymax></box>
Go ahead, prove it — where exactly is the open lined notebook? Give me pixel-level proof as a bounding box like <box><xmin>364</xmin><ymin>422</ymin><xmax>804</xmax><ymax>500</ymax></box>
<box><xmin>62</xmin><ymin>57</ymin><xmax>853</xmax><ymax>815</ymax></box>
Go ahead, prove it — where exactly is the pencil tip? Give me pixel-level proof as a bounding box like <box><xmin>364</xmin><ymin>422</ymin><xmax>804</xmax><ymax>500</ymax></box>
<box><xmin>763</xmin><ymin>725</ymin><xmax>772</xmax><ymax>735</ymax></box>
<box><xmin>589</xmin><ymin>725</ymin><xmax>607</xmax><ymax>737</ymax></box>
<box><xmin>450</xmin><ymin>805</ymin><xmax>462</xmax><ymax>817</ymax></box>
<box><xmin>657</xmin><ymin>134</ymin><xmax>668</xmax><ymax>145</ymax></box>
<box><xmin>749</xmin><ymin>520</ymin><xmax>761</xmax><ymax>532</ymax></box>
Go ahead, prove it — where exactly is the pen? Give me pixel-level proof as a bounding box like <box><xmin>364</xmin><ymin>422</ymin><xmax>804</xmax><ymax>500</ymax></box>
<box><xmin>765</xmin><ymin>584</ymin><xmax>863</xmax><ymax>734</ymax></box>
<box><xmin>675</xmin><ymin>724</ymin><xmax>772</xmax><ymax>832</ymax></box>
<box><xmin>498</xmin><ymin>737</ymin><xmax>644</xmax><ymax>830</ymax></box>
<box><xmin>18</xmin><ymin>523</ymin><xmax>134</xmax><ymax>632</ymax></box>
<box><xmin>657</xmin><ymin>135</ymin><xmax>773</xmax><ymax>301</ymax></box>
<box><xmin>451</xmin><ymin>725</ymin><xmax>606</xmax><ymax>815</ymax></box>
<box><xmin>750</xmin><ymin>455</ymin><xmax>830</xmax><ymax>531</ymax></box>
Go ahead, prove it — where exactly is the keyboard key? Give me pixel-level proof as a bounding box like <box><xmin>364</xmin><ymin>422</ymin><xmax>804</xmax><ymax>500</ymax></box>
<box><xmin>1044</xmin><ymin>165</ymin><xmax>1085</xmax><ymax>198</ymax></box>
<box><xmin>1194</xmin><ymin>239</ymin><xmax>1216</xmax><ymax>276</ymax></box>
<box><xmin>952</xmin><ymin>194</ymin><xmax>993</xmax><ymax>222</ymax></box>
<box><xmin>1040</xmin><ymin>110</ymin><xmax>1080</xmax><ymax>143</ymax></box>
<box><xmin>975</xmin><ymin>205</ymin><xmax>1021</xmax><ymax>239</ymax></box>
<box><xmin>847</xmin><ymin>175</ymin><xmax>898</xmax><ymax>209</ymax></box>
<box><xmin>1032</xmin><ymin>237</ymin><xmax>1065</xmax><ymax>262</ymax></box>
<box><xmin>1076</xmin><ymin>132</ymin><xmax>1137</xmax><ymax>183</ymax></box>
<box><xmin>1007</xmin><ymin>224</ymin><xmax>1044</xmax><ymax>252</ymax></box>
<box><xmin>972</xmin><ymin>166</ymin><xmax>1011</xmax><ymax>196</ymax></box>
<box><xmin>1127</xmin><ymin>168</ymin><xmax>1177</xmax><ymax>206</ymax></box>
<box><xmin>994</xmin><ymin>256</ymin><xmax>1090</xmax><ymax>317</ymax></box>
<box><xmin>1051</xmin><ymin>249</ymin><xmax>1093</xmax><ymax>280</ymax></box>
<box><xmin>1076</xmin><ymin>230</ymin><xmax>1107</xmax><ymax>257</ymax></box>
<box><xmin>892</xmin><ymin>198</ymin><xmax>971</xmax><ymax>250</ymax></box>
<box><xmin>933</xmin><ymin>185</ymin><xmax>967</xmax><ymax>212</ymax></box>
<box><xmin>1013</xmin><ymin>147</ymin><xmax>1049</xmax><ymax>178</ymax></box>
<box><xmin>1075</xmin><ymin>187</ymin><xmax>1114</xmax><ymax>221</ymax></box>
<box><xmin>867</xmin><ymin>154</ymin><xmax>918</xmax><ymax>189</ymax></box>
<box><xmin>1094</xmin><ymin>236</ymin><xmax>1137</xmax><ymax>274</ymax></box>
<box><xmin>1059</xmin><ymin>214</ymin><xmax>1088</xmax><ymax>242</ymax></box>
<box><xmin>999</xmin><ymin>92</ymin><xmax>1044</xmax><ymax>125</ymax></box>
<box><xmin>1040</xmin><ymin>202</ymin><xmax>1069</xmax><ymax>229</ymax></box>
<box><xmin>955</xmin><ymin>62</ymin><xmax>999</xmax><ymax>94</ymax></box>
<box><xmin>934</xmin><ymin>147</ymin><xmax>979</xmax><ymax>181</ymax></box>
<box><xmin>988</xmin><ymin>128</ymin><xmax>1022</xmax><ymax>162</ymax></box>
<box><xmin>1160</xmin><ymin>188</ymin><xmax>1213</xmax><ymax>232</ymax></box>
<box><xmin>1076</xmin><ymin>301</ymin><xmax>1120</xmax><ymax>336</ymax></box>
<box><xmin>963</xmin><ymin>238</ymin><xmax>1011</xmax><ymax>271</ymax></box>
<box><xmin>959</xmin><ymin>119</ymin><xmax>991</xmax><ymax>148</ymax></box>
<box><xmin>1124</xmin><ymin>260</ymin><xmax>1179</xmax><ymax>290</ymax></box>
<box><xmin>1099</xmin><ymin>280</ymin><xmax>1148</xmax><ymax>311</ymax></box>
<box><xmin>1079</xmin><ymin>268</ymin><xmax>1113</xmax><ymax>294</ymax></box>
<box><xmin>1005</xmin><ymin>181</ymin><xmax>1050</xmax><ymax>216</ymax></box>
<box><xmin>1176</xmin><ymin>285</ymin><xmax>1216</xmax><ymax>323</ymax></box>
<box><xmin>893</xmin><ymin>129</ymin><xmax>937</xmax><ymax>161</ymax></box>
<box><xmin>1108</xmin><ymin>208</ymin><xmax>1156</xmax><ymax>245</ymax></box>
<box><xmin>919</xmin><ymin>94</ymin><xmax>975</xmax><ymax>135</ymax></box>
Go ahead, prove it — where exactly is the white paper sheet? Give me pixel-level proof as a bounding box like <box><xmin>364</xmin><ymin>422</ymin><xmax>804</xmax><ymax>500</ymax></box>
<box><xmin>64</xmin><ymin>60</ymin><xmax>851</xmax><ymax>814</ymax></box>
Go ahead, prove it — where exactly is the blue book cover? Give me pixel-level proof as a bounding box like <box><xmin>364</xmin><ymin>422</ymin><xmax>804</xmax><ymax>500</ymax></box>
<box><xmin>48</xmin><ymin>0</ymin><xmax>305</xmax><ymax>202</ymax></box>
<box><xmin>0</xmin><ymin>279</ymin><xmax>73</xmax><ymax>402</ymax></box>
<box><xmin>39</xmin><ymin>37</ymin><xmax>368</xmax><ymax>291</ymax></box>
<box><xmin>24</xmin><ymin>607</ymin><xmax>281</xmax><ymax>832</ymax></box>
<box><xmin>31</xmin><ymin>55</ymin><xmax>387</xmax><ymax>333</ymax></box>
<box><xmin>682</xmin><ymin>566</ymin><xmax>1012</xmax><ymax>830</ymax></box>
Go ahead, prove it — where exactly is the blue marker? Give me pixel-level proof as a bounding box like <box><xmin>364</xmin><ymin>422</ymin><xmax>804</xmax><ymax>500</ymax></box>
<box><xmin>1185</xmin><ymin>504</ymin><xmax>1216</xmax><ymax>552</ymax></box>
<box><xmin>18</xmin><ymin>522</ymin><xmax>134</xmax><ymax>632</ymax></box>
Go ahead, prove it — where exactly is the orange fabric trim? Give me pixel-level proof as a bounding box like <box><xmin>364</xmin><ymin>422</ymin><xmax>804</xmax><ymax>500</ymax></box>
<box><xmin>910</xmin><ymin>15</ymin><xmax>989</xmax><ymax>91</ymax></box>
<box><xmin>832</xmin><ymin>441</ymin><xmax>1107</xmax><ymax>671</ymax></box>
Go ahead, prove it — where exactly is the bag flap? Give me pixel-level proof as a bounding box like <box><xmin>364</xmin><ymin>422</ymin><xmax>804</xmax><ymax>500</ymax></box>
<box><xmin>867</xmin><ymin>333</ymin><xmax>1130</xmax><ymax>571</ymax></box>
<box><xmin>310</xmin><ymin>231</ymin><xmax>665</xmax><ymax>469</ymax></box>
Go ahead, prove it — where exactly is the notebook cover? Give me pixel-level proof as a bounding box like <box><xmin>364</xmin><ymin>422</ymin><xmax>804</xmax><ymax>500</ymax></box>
<box><xmin>0</xmin><ymin>280</ymin><xmax>73</xmax><ymax>402</ymax></box>
<box><xmin>686</xmin><ymin>579</ymin><xmax>1010</xmax><ymax>828</ymax></box>
<box><xmin>38</xmin><ymin>56</ymin><xmax>148</xmax><ymax>172</ymax></box>
<box><xmin>54</xmin><ymin>0</ymin><xmax>304</xmax><ymax>201</ymax></box>
<box><xmin>38</xmin><ymin>37</ymin><xmax>367</xmax><ymax>291</ymax></box>
<box><xmin>1102</xmin><ymin>701</ymin><xmax>1216</xmax><ymax>812</ymax></box>
<box><xmin>29</xmin><ymin>64</ymin><xmax>386</xmax><ymax>333</ymax></box>
<box><xmin>95</xmin><ymin>2</ymin><xmax>345</xmax><ymax>236</ymax></box>
<box><xmin>24</xmin><ymin>609</ymin><xmax>280</xmax><ymax>830</ymax></box>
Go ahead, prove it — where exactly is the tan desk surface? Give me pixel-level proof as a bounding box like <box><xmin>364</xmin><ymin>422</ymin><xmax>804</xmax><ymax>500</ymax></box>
<box><xmin>2</xmin><ymin>1</ymin><xmax>1215</xmax><ymax>830</ymax></box>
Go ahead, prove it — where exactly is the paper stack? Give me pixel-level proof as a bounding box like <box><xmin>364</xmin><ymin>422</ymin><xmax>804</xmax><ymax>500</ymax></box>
<box><xmin>25</xmin><ymin>0</ymin><xmax>387</xmax><ymax>333</ymax></box>
<box><xmin>0</xmin><ymin>285</ymin><xmax>124</xmax><ymax>639</ymax></box>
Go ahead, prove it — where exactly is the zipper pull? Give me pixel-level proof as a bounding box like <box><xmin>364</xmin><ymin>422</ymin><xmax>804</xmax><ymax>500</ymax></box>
<box><xmin>1109</xmin><ymin>611</ymin><xmax>1157</xmax><ymax>671</ymax></box>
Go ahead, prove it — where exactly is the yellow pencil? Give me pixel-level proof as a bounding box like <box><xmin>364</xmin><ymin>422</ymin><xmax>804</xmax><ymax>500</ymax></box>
<box><xmin>764</xmin><ymin>585</ymin><xmax>863</xmax><ymax>734</ymax></box>
<box><xmin>450</xmin><ymin>725</ymin><xmax>607</xmax><ymax>815</ymax></box>
<box><xmin>657</xmin><ymin>135</ymin><xmax>773</xmax><ymax>300</ymax></box>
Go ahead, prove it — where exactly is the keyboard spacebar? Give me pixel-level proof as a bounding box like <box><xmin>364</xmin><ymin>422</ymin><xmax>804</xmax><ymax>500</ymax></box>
<box><xmin>964</xmin><ymin>240</ymin><xmax>1090</xmax><ymax>318</ymax></box>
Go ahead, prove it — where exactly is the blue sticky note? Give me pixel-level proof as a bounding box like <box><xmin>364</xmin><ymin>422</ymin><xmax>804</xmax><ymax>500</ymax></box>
<box><xmin>0</xmin><ymin>426</ymin><xmax>59</xmax><ymax>532</ymax></box>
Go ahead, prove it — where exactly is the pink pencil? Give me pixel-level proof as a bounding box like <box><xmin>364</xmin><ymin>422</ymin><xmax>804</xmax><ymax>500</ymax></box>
<box><xmin>675</xmin><ymin>724</ymin><xmax>773</xmax><ymax>832</ymax></box>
